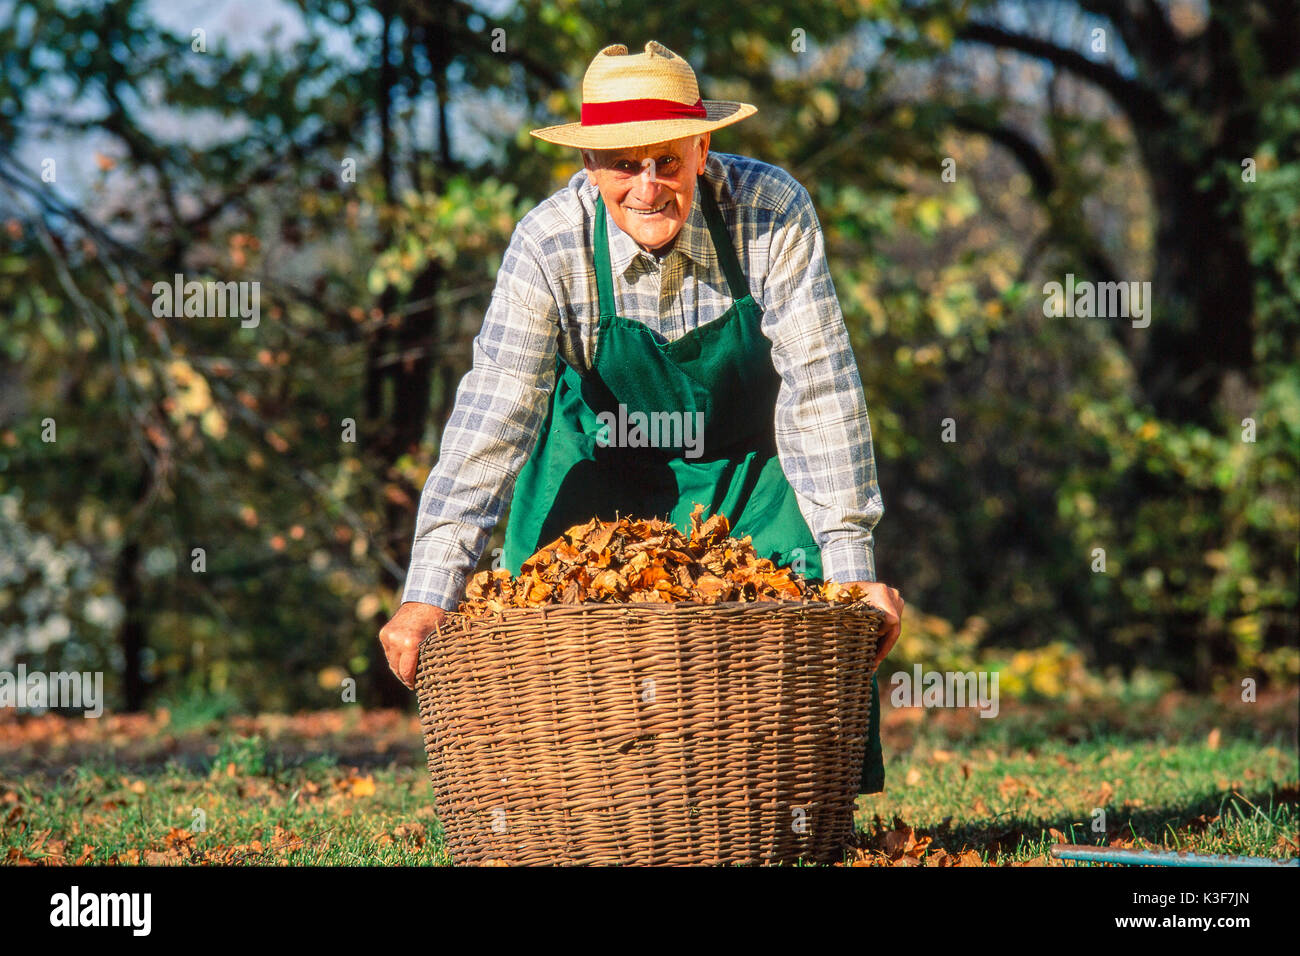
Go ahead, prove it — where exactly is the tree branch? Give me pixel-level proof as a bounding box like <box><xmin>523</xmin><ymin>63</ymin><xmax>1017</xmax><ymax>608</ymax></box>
<box><xmin>948</xmin><ymin>111</ymin><xmax>1122</xmax><ymax>288</ymax></box>
<box><xmin>958</xmin><ymin>21</ymin><xmax>1171</xmax><ymax>128</ymax></box>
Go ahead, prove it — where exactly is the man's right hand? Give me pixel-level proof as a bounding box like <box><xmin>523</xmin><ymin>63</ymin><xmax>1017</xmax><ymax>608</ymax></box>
<box><xmin>379</xmin><ymin>601</ymin><xmax>448</xmax><ymax>690</ymax></box>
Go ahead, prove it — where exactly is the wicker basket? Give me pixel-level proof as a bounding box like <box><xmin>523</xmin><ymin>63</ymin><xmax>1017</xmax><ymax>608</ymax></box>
<box><xmin>416</xmin><ymin>599</ymin><xmax>882</xmax><ymax>866</ymax></box>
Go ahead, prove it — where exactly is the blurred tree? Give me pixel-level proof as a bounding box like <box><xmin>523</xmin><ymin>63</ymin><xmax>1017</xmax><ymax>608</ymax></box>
<box><xmin>955</xmin><ymin>0</ymin><xmax>1299</xmax><ymax>424</ymax></box>
<box><xmin>0</xmin><ymin>0</ymin><xmax>1294</xmax><ymax>713</ymax></box>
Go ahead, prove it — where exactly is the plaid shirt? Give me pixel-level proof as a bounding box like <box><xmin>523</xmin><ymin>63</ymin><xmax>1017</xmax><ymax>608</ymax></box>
<box><xmin>402</xmin><ymin>150</ymin><xmax>883</xmax><ymax>610</ymax></box>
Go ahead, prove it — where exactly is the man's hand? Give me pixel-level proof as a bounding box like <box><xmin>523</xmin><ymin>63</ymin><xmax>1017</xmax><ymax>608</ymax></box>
<box><xmin>841</xmin><ymin>581</ymin><xmax>904</xmax><ymax>671</ymax></box>
<box><xmin>379</xmin><ymin>601</ymin><xmax>448</xmax><ymax>690</ymax></box>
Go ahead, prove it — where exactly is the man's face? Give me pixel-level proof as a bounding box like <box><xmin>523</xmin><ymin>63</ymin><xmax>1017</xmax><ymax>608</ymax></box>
<box><xmin>583</xmin><ymin>132</ymin><xmax>710</xmax><ymax>253</ymax></box>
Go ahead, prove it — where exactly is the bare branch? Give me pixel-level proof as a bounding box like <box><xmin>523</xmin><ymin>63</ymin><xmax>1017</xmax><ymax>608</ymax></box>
<box><xmin>958</xmin><ymin>21</ymin><xmax>1171</xmax><ymax>128</ymax></box>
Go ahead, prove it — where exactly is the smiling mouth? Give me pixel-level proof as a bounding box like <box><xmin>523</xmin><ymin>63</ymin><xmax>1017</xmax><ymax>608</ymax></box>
<box><xmin>626</xmin><ymin>199</ymin><xmax>671</xmax><ymax>216</ymax></box>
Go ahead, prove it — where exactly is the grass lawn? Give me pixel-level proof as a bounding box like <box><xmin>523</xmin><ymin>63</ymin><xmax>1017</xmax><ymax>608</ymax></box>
<box><xmin>2</xmin><ymin>690</ymin><xmax>1295</xmax><ymax>866</ymax></box>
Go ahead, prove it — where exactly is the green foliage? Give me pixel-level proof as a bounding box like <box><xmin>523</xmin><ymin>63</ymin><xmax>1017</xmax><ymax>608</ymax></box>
<box><xmin>157</xmin><ymin>689</ymin><xmax>243</xmax><ymax>733</ymax></box>
<box><xmin>368</xmin><ymin>177</ymin><xmax>526</xmax><ymax>295</ymax></box>
<box><xmin>210</xmin><ymin>734</ymin><xmax>270</xmax><ymax>778</ymax></box>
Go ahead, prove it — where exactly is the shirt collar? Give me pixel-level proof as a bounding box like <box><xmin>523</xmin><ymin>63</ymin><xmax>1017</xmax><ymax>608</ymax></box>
<box><xmin>588</xmin><ymin>151</ymin><xmax>732</xmax><ymax>280</ymax></box>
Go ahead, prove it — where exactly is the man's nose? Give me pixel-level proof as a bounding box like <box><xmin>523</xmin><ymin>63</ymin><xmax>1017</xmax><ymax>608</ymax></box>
<box><xmin>631</xmin><ymin>158</ymin><xmax>658</xmax><ymax>199</ymax></box>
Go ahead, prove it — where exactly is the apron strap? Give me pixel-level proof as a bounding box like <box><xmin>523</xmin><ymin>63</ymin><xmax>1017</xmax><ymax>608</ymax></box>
<box><xmin>594</xmin><ymin>193</ymin><xmax>617</xmax><ymax>319</ymax></box>
<box><xmin>695</xmin><ymin>174</ymin><xmax>750</xmax><ymax>302</ymax></box>
<box><xmin>593</xmin><ymin>173</ymin><xmax>749</xmax><ymax>319</ymax></box>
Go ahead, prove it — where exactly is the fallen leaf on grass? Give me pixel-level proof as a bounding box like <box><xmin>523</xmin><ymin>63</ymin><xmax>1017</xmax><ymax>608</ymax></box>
<box><xmin>391</xmin><ymin>823</ymin><xmax>426</xmax><ymax>846</ymax></box>
<box><xmin>347</xmin><ymin>775</ymin><xmax>376</xmax><ymax>797</ymax></box>
<box><xmin>997</xmin><ymin>775</ymin><xmax>1042</xmax><ymax>801</ymax></box>
<box><xmin>28</xmin><ymin>827</ymin><xmax>51</xmax><ymax>853</ymax></box>
<box><xmin>163</xmin><ymin>827</ymin><xmax>196</xmax><ymax>851</ymax></box>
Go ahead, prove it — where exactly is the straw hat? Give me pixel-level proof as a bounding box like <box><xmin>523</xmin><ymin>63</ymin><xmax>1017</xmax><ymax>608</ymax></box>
<box><xmin>530</xmin><ymin>40</ymin><xmax>757</xmax><ymax>149</ymax></box>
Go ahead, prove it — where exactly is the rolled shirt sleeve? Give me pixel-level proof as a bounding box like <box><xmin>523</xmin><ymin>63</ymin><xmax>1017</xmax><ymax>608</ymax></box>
<box><xmin>401</xmin><ymin>224</ymin><xmax>560</xmax><ymax>609</ymax></box>
<box><xmin>759</xmin><ymin>180</ymin><xmax>884</xmax><ymax>583</ymax></box>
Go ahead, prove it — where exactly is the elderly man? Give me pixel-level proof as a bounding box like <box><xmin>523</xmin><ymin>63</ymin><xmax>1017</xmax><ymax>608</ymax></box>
<box><xmin>379</xmin><ymin>40</ymin><xmax>903</xmax><ymax>793</ymax></box>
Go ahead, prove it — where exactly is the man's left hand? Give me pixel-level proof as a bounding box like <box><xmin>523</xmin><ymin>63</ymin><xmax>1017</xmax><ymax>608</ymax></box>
<box><xmin>841</xmin><ymin>581</ymin><xmax>904</xmax><ymax>671</ymax></box>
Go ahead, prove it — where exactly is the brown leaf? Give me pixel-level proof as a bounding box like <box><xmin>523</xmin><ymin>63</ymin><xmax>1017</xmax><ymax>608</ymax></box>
<box><xmin>906</xmin><ymin>835</ymin><xmax>932</xmax><ymax>859</ymax></box>
<box><xmin>28</xmin><ymin>828</ymin><xmax>51</xmax><ymax>853</ymax></box>
<box><xmin>163</xmin><ymin>827</ymin><xmax>195</xmax><ymax>850</ymax></box>
<box><xmin>880</xmin><ymin>825</ymin><xmax>916</xmax><ymax>859</ymax></box>
<box><xmin>454</xmin><ymin>508</ymin><xmax>878</xmax><ymax>616</ymax></box>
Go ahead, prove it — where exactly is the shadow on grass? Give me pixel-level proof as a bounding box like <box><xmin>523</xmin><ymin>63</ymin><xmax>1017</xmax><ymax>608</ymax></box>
<box><xmin>851</xmin><ymin>782</ymin><xmax>1299</xmax><ymax>862</ymax></box>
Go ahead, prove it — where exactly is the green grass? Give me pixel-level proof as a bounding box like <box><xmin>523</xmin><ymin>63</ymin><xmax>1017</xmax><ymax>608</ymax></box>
<box><xmin>851</xmin><ymin>735</ymin><xmax>1296</xmax><ymax>865</ymax></box>
<box><xmin>4</xmin><ymin>755</ymin><xmax>453</xmax><ymax>866</ymax></box>
<box><xmin>1</xmin><ymin>692</ymin><xmax>1295</xmax><ymax>866</ymax></box>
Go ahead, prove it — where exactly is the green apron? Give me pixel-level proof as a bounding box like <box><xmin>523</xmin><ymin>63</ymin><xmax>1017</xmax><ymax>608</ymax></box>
<box><xmin>501</xmin><ymin>173</ymin><xmax>884</xmax><ymax>794</ymax></box>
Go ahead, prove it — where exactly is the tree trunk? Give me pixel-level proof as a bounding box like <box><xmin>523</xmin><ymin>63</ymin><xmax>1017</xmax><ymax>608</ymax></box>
<box><xmin>114</xmin><ymin>537</ymin><xmax>146</xmax><ymax>712</ymax></box>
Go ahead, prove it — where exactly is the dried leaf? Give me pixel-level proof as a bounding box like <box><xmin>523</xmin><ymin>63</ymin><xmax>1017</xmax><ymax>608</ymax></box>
<box><xmin>456</xmin><ymin>506</ymin><xmax>884</xmax><ymax>617</ymax></box>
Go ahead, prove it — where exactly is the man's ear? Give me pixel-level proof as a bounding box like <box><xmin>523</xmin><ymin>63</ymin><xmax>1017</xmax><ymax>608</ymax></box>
<box><xmin>697</xmin><ymin>132</ymin><xmax>710</xmax><ymax>173</ymax></box>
